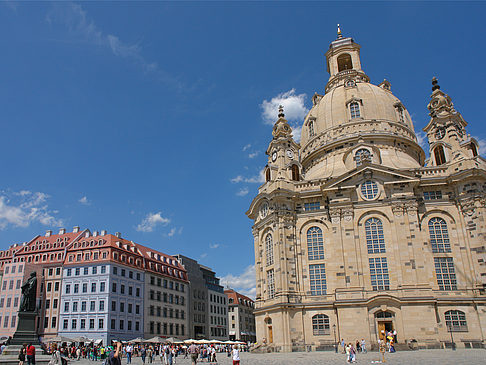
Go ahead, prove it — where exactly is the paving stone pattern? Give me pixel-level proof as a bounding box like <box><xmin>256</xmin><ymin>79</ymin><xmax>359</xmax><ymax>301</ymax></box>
<box><xmin>72</xmin><ymin>349</ymin><xmax>485</xmax><ymax>365</ymax></box>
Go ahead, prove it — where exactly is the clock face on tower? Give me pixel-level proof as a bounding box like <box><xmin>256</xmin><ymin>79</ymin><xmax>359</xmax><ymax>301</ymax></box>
<box><xmin>272</xmin><ymin>151</ymin><xmax>277</xmax><ymax>162</ymax></box>
<box><xmin>286</xmin><ymin>149</ymin><xmax>294</xmax><ymax>159</ymax></box>
<box><xmin>435</xmin><ymin>127</ymin><xmax>446</xmax><ymax>140</ymax></box>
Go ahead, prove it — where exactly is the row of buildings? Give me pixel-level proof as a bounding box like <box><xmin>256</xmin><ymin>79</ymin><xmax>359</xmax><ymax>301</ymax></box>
<box><xmin>0</xmin><ymin>228</ymin><xmax>255</xmax><ymax>344</ymax></box>
<box><xmin>246</xmin><ymin>30</ymin><xmax>486</xmax><ymax>351</ymax></box>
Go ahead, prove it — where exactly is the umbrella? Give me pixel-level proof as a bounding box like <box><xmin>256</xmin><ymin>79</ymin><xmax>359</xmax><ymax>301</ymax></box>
<box><xmin>46</xmin><ymin>335</ymin><xmax>76</xmax><ymax>343</ymax></box>
<box><xmin>144</xmin><ymin>336</ymin><xmax>166</xmax><ymax>344</ymax></box>
<box><xmin>128</xmin><ymin>337</ymin><xmax>146</xmax><ymax>344</ymax></box>
<box><xmin>165</xmin><ymin>337</ymin><xmax>184</xmax><ymax>344</ymax></box>
<box><xmin>184</xmin><ymin>339</ymin><xmax>197</xmax><ymax>344</ymax></box>
<box><xmin>72</xmin><ymin>336</ymin><xmax>92</xmax><ymax>343</ymax></box>
<box><xmin>196</xmin><ymin>339</ymin><xmax>211</xmax><ymax>344</ymax></box>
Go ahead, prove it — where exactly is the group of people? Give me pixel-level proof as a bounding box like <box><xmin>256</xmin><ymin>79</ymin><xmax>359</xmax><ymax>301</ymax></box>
<box><xmin>341</xmin><ymin>339</ymin><xmax>366</xmax><ymax>363</ymax></box>
<box><xmin>187</xmin><ymin>343</ymin><xmax>241</xmax><ymax>365</ymax></box>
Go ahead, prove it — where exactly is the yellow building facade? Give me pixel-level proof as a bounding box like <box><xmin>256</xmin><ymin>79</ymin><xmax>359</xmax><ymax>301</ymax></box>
<box><xmin>247</xmin><ymin>32</ymin><xmax>486</xmax><ymax>351</ymax></box>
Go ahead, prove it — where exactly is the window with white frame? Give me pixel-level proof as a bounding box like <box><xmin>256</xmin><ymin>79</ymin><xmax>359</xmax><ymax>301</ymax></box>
<box><xmin>307</xmin><ymin>227</ymin><xmax>324</xmax><ymax>260</ymax></box>
<box><xmin>369</xmin><ymin>257</ymin><xmax>390</xmax><ymax>290</ymax></box>
<box><xmin>267</xmin><ymin>269</ymin><xmax>275</xmax><ymax>299</ymax></box>
<box><xmin>309</xmin><ymin>264</ymin><xmax>326</xmax><ymax>295</ymax></box>
<box><xmin>365</xmin><ymin>218</ymin><xmax>386</xmax><ymax>254</ymax></box>
<box><xmin>445</xmin><ymin>310</ymin><xmax>467</xmax><ymax>332</ymax></box>
<box><xmin>350</xmin><ymin>101</ymin><xmax>360</xmax><ymax>119</ymax></box>
<box><xmin>434</xmin><ymin>257</ymin><xmax>457</xmax><ymax>290</ymax></box>
<box><xmin>361</xmin><ymin>180</ymin><xmax>379</xmax><ymax>200</ymax></box>
<box><xmin>265</xmin><ymin>234</ymin><xmax>274</xmax><ymax>266</ymax></box>
<box><xmin>428</xmin><ymin>217</ymin><xmax>451</xmax><ymax>253</ymax></box>
<box><xmin>312</xmin><ymin>314</ymin><xmax>330</xmax><ymax>335</ymax></box>
<box><xmin>424</xmin><ymin>191</ymin><xmax>442</xmax><ymax>200</ymax></box>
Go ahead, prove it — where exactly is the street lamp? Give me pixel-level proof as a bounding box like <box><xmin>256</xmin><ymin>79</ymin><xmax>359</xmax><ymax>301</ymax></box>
<box><xmin>448</xmin><ymin>324</ymin><xmax>456</xmax><ymax>351</ymax></box>
<box><xmin>333</xmin><ymin>324</ymin><xmax>337</xmax><ymax>353</ymax></box>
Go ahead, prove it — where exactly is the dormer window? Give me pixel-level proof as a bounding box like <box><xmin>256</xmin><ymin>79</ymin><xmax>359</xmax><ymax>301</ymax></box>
<box><xmin>345</xmin><ymin>79</ymin><xmax>356</xmax><ymax>87</ymax></box>
<box><xmin>397</xmin><ymin>106</ymin><xmax>405</xmax><ymax>123</ymax></box>
<box><xmin>350</xmin><ymin>102</ymin><xmax>360</xmax><ymax>119</ymax></box>
<box><xmin>355</xmin><ymin>148</ymin><xmax>371</xmax><ymax>166</ymax></box>
<box><xmin>308</xmin><ymin>120</ymin><xmax>315</xmax><ymax>138</ymax></box>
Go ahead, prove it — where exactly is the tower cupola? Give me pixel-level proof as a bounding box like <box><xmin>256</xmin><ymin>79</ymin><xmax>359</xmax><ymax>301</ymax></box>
<box><xmin>324</xmin><ymin>26</ymin><xmax>370</xmax><ymax>92</ymax></box>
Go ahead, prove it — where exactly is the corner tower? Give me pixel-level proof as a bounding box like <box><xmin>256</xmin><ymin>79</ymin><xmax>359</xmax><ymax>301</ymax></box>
<box><xmin>423</xmin><ymin>77</ymin><xmax>480</xmax><ymax>166</ymax></box>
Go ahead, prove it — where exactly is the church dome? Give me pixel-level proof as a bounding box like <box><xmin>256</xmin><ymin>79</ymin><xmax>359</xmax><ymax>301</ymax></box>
<box><xmin>298</xmin><ymin>34</ymin><xmax>425</xmax><ymax>180</ymax></box>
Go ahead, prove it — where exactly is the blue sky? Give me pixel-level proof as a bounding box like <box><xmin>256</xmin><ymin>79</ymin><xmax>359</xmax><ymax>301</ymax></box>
<box><xmin>0</xmin><ymin>2</ymin><xmax>485</xmax><ymax>297</ymax></box>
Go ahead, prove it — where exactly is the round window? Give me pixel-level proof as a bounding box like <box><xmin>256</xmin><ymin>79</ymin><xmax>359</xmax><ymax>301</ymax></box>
<box><xmin>361</xmin><ymin>180</ymin><xmax>379</xmax><ymax>200</ymax></box>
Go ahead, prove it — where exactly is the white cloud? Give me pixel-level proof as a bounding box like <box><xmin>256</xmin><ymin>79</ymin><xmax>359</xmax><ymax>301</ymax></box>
<box><xmin>167</xmin><ymin>227</ymin><xmax>176</xmax><ymax>237</ymax></box>
<box><xmin>231</xmin><ymin>170</ymin><xmax>265</xmax><ymax>184</ymax></box>
<box><xmin>136</xmin><ymin>212</ymin><xmax>170</xmax><ymax>232</ymax></box>
<box><xmin>242</xmin><ymin>144</ymin><xmax>251</xmax><ymax>152</ymax></box>
<box><xmin>220</xmin><ymin>265</ymin><xmax>256</xmax><ymax>299</ymax></box>
<box><xmin>200</xmin><ymin>253</ymin><xmax>208</xmax><ymax>259</ymax></box>
<box><xmin>472</xmin><ymin>136</ymin><xmax>486</xmax><ymax>155</ymax></box>
<box><xmin>78</xmin><ymin>196</ymin><xmax>90</xmax><ymax>205</ymax></box>
<box><xmin>416</xmin><ymin>131</ymin><xmax>429</xmax><ymax>152</ymax></box>
<box><xmin>230</xmin><ymin>175</ymin><xmax>244</xmax><ymax>183</ymax></box>
<box><xmin>46</xmin><ymin>3</ymin><xmax>182</xmax><ymax>89</ymax></box>
<box><xmin>261</xmin><ymin>89</ymin><xmax>309</xmax><ymax>125</ymax></box>
<box><xmin>248</xmin><ymin>151</ymin><xmax>260</xmax><ymax>159</ymax></box>
<box><xmin>236</xmin><ymin>187</ymin><xmax>249</xmax><ymax>197</ymax></box>
<box><xmin>0</xmin><ymin>191</ymin><xmax>63</xmax><ymax>230</ymax></box>
<box><xmin>209</xmin><ymin>243</ymin><xmax>220</xmax><ymax>249</ymax></box>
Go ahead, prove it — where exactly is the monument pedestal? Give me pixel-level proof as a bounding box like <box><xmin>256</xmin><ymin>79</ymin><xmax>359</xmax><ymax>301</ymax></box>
<box><xmin>10</xmin><ymin>311</ymin><xmax>38</xmax><ymax>345</ymax></box>
<box><xmin>1</xmin><ymin>312</ymin><xmax>51</xmax><ymax>364</ymax></box>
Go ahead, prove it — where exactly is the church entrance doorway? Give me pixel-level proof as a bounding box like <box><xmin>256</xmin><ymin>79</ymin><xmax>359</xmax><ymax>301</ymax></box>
<box><xmin>375</xmin><ymin>311</ymin><xmax>397</xmax><ymax>343</ymax></box>
<box><xmin>264</xmin><ymin>317</ymin><xmax>273</xmax><ymax>344</ymax></box>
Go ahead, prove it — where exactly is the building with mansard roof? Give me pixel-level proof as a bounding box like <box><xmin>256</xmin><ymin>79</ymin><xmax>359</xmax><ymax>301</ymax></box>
<box><xmin>247</xmin><ymin>30</ymin><xmax>486</xmax><ymax>351</ymax></box>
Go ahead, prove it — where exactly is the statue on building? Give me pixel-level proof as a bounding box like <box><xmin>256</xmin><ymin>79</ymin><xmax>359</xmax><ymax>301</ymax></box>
<box><xmin>19</xmin><ymin>272</ymin><xmax>37</xmax><ymax>312</ymax></box>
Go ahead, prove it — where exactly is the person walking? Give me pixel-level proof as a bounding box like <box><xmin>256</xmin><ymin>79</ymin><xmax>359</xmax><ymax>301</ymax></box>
<box><xmin>231</xmin><ymin>345</ymin><xmax>240</xmax><ymax>365</ymax></box>
<box><xmin>360</xmin><ymin>339</ymin><xmax>366</xmax><ymax>353</ymax></box>
<box><xmin>26</xmin><ymin>343</ymin><xmax>36</xmax><ymax>365</ymax></box>
<box><xmin>188</xmin><ymin>343</ymin><xmax>199</xmax><ymax>365</ymax></box>
<box><xmin>141</xmin><ymin>347</ymin><xmax>146</xmax><ymax>364</ymax></box>
<box><xmin>48</xmin><ymin>343</ymin><xmax>62</xmax><ymax>365</ymax></box>
<box><xmin>18</xmin><ymin>345</ymin><xmax>26</xmax><ymax>365</ymax></box>
<box><xmin>125</xmin><ymin>343</ymin><xmax>133</xmax><ymax>364</ymax></box>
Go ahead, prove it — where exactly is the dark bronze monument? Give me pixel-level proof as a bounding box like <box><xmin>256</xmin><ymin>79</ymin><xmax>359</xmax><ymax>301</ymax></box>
<box><xmin>9</xmin><ymin>271</ymin><xmax>39</xmax><ymax>346</ymax></box>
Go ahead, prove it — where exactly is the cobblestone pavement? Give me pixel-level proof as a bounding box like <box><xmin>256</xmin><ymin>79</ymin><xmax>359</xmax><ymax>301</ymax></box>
<box><xmin>70</xmin><ymin>349</ymin><xmax>486</xmax><ymax>365</ymax></box>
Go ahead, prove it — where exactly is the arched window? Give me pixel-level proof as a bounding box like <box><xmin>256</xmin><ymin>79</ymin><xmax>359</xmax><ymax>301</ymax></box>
<box><xmin>307</xmin><ymin>227</ymin><xmax>324</xmax><ymax>260</ymax></box>
<box><xmin>365</xmin><ymin>218</ymin><xmax>386</xmax><ymax>253</ymax></box>
<box><xmin>291</xmin><ymin>165</ymin><xmax>299</xmax><ymax>181</ymax></box>
<box><xmin>350</xmin><ymin>102</ymin><xmax>360</xmax><ymax>119</ymax></box>
<box><xmin>428</xmin><ymin>217</ymin><xmax>451</xmax><ymax>253</ymax></box>
<box><xmin>337</xmin><ymin>53</ymin><xmax>353</xmax><ymax>72</ymax></box>
<box><xmin>434</xmin><ymin>145</ymin><xmax>446</xmax><ymax>165</ymax></box>
<box><xmin>312</xmin><ymin>314</ymin><xmax>330</xmax><ymax>335</ymax></box>
<box><xmin>265</xmin><ymin>234</ymin><xmax>274</xmax><ymax>266</ymax></box>
<box><xmin>445</xmin><ymin>310</ymin><xmax>467</xmax><ymax>332</ymax></box>
<box><xmin>308</xmin><ymin>121</ymin><xmax>315</xmax><ymax>138</ymax></box>
<box><xmin>345</xmin><ymin>79</ymin><xmax>355</xmax><ymax>87</ymax></box>
<box><xmin>355</xmin><ymin>148</ymin><xmax>371</xmax><ymax>166</ymax></box>
<box><xmin>471</xmin><ymin>143</ymin><xmax>478</xmax><ymax>157</ymax></box>
<box><xmin>265</xmin><ymin>169</ymin><xmax>271</xmax><ymax>182</ymax></box>
<box><xmin>375</xmin><ymin>311</ymin><xmax>394</xmax><ymax>319</ymax></box>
